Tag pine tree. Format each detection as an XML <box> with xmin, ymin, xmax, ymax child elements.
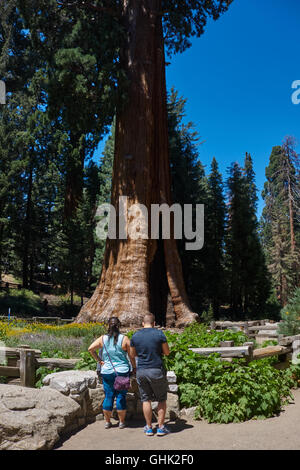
<box><xmin>261</xmin><ymin>141</ymin><xmax>300</xmax><ymax>305</ymax></box>
<box><xmin>204</xmin><ymin>157</ymin><xmax>226</xmax><ymax>317</ymax></box>
<box><xmin>167</xmin><ymin>88</ymin><xmax>208</xmax><ymax>314</ymax></box>
<box><xmin>225</xmin><ymin>157</ymin><xmax>270</xmax><ymax>318</ymax></box>
<box><xmin>92</xmin><ymin>126</ymin><xmax>115</xmax><ymax>283</ymax></box>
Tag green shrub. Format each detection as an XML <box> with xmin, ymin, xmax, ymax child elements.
<box><xmin>163</xmin><ymin>322</ymin><xmax>297</xmax><ymax>423</ymax></box>
<box><xmin>278</xmin><ymin>288</ymin><xmax>300</xmax><ymax>336</ymax></box>
<box><xmin>35</xmin><ymin>366</ymin><xmax>65</xmax><ymax>388</ymax></box>
<box><xmin>201</xmin><ymin>304</ymin><xmax>214</xmax><ymax>324</ymax></box>
<box><xmin>0</xmin><ymin>288</ymin><xmax>43</xmax><ymax>316</ymax></box>
<box><xmin>74</xmin><ymin>351</ymin><xmax>97</xmax><ymax>371</ymax></box>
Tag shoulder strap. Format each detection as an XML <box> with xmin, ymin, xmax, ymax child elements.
<box><xmin>102</xmin><ymin>338</ymin><xmax>118</xmax><ymax>375</ymax></box>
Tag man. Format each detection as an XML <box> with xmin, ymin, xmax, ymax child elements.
<box><xmin>130</xmin><ymin>313</ymin><xmax>170</xmax><ymax>436</ymax></box>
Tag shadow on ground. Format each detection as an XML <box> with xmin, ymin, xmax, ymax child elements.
<box><xmin>54</xmin><ymin>417</ymin><xmax>193</xmax><ymax>449</ymax></box>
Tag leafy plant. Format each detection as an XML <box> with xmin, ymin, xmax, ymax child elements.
<box><xmin>35</xmin><ymin>366</ymin><xmax>63</xmax><ymax>388</ymax></box>
<box><xmin>163</xmin><ymin>322</ymin><xmax>299</xmax><ymax>423</ymax></box>
<box><xmin>201</xmin><ymin>304</ymin><xmax>214</xmax><ymax>324</ymax></box>
<box><xmin>0</xmin><ymin>288</ymin><xmax>43</xmax><ymax>316</ymax></box>
<box><xmin>278</xmin><ymin>288</ymin><xmax>300</xmax><ymax>336</ymax></box>
<box><xmin>74</xmin><ymin>351</ymin><xmax>97</xmax><ymax>371</ymax></box>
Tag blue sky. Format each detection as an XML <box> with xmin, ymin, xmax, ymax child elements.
<box><xmin>95</xmin><ymin>0</ymin><xmax>300</xmax><ymax>217</ymax></box>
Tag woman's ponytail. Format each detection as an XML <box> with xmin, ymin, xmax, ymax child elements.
<box><xmin>107</xmin><ymin>317</ymin><xmax>121</xmax><ymax>345</ymax></box>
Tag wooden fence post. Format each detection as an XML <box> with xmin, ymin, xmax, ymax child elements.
<box><xmin>220</xmin><ymin>341</ymin><xmax>234</xmax><ymax>347</ymax></box>
<box><xmin>19</xmin><ymin>349</ymin><xmax>36</xmax><ymax>387</ymax></box>
<box><xmin>243</xmin><ymin>342</ymin><xmax>254</xmax><ymax>363</ymax></box>
<box><xmin>244</xmin><ymin>322</ymin><xmax>249</xmax><ymax>336</ymax></box>
<box><xmin>292</xmin><ymin>339</ymin><xmax>300</xmax><ymax>365</ymax></box>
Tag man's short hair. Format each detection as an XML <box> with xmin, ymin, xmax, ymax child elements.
<box><xmin>143</xmin><ymin>313</ymin><xmax>155</xmax><ymax>325</ymax></box>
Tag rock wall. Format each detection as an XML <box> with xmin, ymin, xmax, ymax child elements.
<box><xmin>0</xmin><ymin>370</ymin><xmax>181</xmax><ymax>450</ymax></box>
<box><xmin>42</xmin><ymin>369</ymin><xmax>180</xmax><ymax>423</ymax></box>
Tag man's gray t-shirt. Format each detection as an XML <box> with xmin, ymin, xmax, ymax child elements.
<box><xmin>130</xmin><ymin>328</ymin><xmax>167</xmax><ymax>369</ymax></box>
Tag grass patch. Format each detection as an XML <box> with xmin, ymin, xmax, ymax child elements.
<box><xmin>0</xmin><ymin>288</ymin><xmax>43</xmax><ymax>316</ymax></box>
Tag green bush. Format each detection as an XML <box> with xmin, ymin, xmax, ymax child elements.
<box><xmin>278</xmin><ymin>288</ymin><xmax>300</xmax><ymax>336</ymax></box>
<box><xmin>35</xmin><ymin>366</ymin><xmax>65</xmax><ymax>388</ymax></box>
<box><xmin>0</xmin><ymin>288</ymin><xmax>43</xmax><ymax>316</ymax></box>
<box><xmin>74</xmin><ymin>351</ymin><xmax>97</xmax><ymax>370</ymax></box>
<box><xmin>163</xmin><ymin>322</ymin><xmax>298</xmax><ymax>423</ymax></box>
<box><xmin>201</xmin><ymin>304</ymin><xmax>214</xmax><ymax>324</ymax></box>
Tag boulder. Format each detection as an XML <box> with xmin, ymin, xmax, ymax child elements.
<box><xmin>179</xmin><ymin>406</ymin><xmax>197</xmax><ymax>420</ymax></box>
<box><xmin>42</xmin><ymin>370</ymin><xmax>97</xmax><ymax>396</ymax></box>
<box><xmin>166</xmin><ymin>371</ymin><xmax>177</xmax><ymax>383</ymax></box>
<box><xmin>0</xmin><ymin>384</ymin><xmax>80</xmax><ymax>450</ymax></box>
<box><xmin>42</xmin><ymin>370</ymin><xmax>104</xmax><ymax>419</ymax></box>
<box><xmin>139</xmin><ymin>393</ymin><xmax>180</xmax><ymax>421</ymax></box>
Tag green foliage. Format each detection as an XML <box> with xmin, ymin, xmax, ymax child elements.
<box><xmin>35</xmin><ymin>366</ymin><xmax>63</xmax><ymax>388</ymax></box>
<box><xmin>261</xmin><ymin>142</ymin><xmax>300</xmax><ymax>306</ymax></box>
<box><xmin>74</xmin><ymin>351</ymin><xmax>97</xmax><ymax>371</ymax></box>
<box><xmin>163</xmin><ymin>322</ymin><xmax>297</xmax><ymax>423</ymax></box>
<box><xmin>167</xmin><ymin>88</ymin><xmax>209</xmax><ymax>312</ymax></box>
<box><xmin>225</xmin><ymin>158</ymin><xmax>271</xmax><ymax>317</ymax></box>
<box><xmin>0</xmin><ymin>289</ymin><xmax>43</xmax><ymax>316</ymax></box>
<box><xmin>193</xmin><ymin>359</ymin><xmax>293</xmax><ymax>423</ymax></box>
<box><xmin>261</xmin><ymin>340</ymin><xmax>278</xmax><ymax>348</ymax></box>
<box><xmin>201</xmin><ymin>305</ymin><xmax>214</xmax><ymax>323</ymax></box>
<box><xmin>278</xmin><ymin>288</ymin><xmax>300</xmax><ymax>336</ymax></box>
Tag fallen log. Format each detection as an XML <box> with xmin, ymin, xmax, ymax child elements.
<box><xmin>35</xmin><ymin>358</ymin><xmax>79</xmax><ymax>370</ymax></box>
<box><xmin>253</xmin><ymin>345</ymin><xmax>292</xmax><ymax>359</ymax></box>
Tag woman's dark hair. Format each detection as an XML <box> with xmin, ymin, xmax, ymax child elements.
<box><xmin>107</xmin><ymin>317</ymin><xmax>121</xmax><ymax>345</ymax></box>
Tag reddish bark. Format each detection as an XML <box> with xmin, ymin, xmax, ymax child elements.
<box><xmin>75</xmin><ymin>0</ymin><xmax>197</xmax><ymax>327</ymax></box>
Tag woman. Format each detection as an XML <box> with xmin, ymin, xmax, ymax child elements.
<box><xmin>88</xmin><ymin>317</ymin><xmax>136</xmax><ymax>429</ymax></box>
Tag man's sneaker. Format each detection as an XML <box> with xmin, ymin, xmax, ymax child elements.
<box><xmin>144</xmin><ymin>425</ymin><xmax>154</xmax><ymax>436</ymax></box>
<box><xmin>119</xmin><ymin>422</ymin><xmax>126</xmax><ymax>429</ymax></box>
<box><xmin>104</xmin><ymin>422</ymin><xmax>112</xmax><ymax>429</ymax></box>
<box><xmin>156</xmin><ymin>425</ymin><xmax>170</xmax><ymax>436</ymax></box>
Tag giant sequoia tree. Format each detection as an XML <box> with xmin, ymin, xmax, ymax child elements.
<box><xmin>76</xmin><ymin>0</ymin><xmax>233</xmax><ymax>327</ymax></box>
<box><xmin>18</xmin><ymin>0</ymin><xmax>233</xmax><ymax>326</ymax></box>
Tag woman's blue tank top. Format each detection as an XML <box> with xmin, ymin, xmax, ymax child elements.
<box><xmin>101</xmin><ymin>334</ymin><xmax>130</xmax><ymax>374</ymax></box>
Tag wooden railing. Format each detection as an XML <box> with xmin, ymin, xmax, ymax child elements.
<box><xmin>0</xmin><ymin>316</ymin><xmax>75</xmax><ymax>324</ymax></box>
<box><xmin>189</xmin><ymin>334</ymin><xmax>300</xmax><ymax>364</ymax></box>
<box><xmin>0</xmin><ymin>345</ymin><xmax>79</xmax><ymax>387</ymax></box>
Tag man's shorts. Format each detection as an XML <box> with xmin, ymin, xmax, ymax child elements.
<box><xmin>136</xmin><ymin>368</ymin><xmax>168</xmax><ymax>402</ymax></box>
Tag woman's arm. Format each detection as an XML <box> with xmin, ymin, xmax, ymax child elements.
<box><xmin>123</xmin><ymin>336</ymin><xmax>136</xmax><ymax>372</ymax></box>
<box><xmin>88</xmin><ymin>336</ymin><xmax>104</xmax><ymax>364</ymax></box>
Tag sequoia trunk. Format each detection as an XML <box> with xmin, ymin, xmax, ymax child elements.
<box><xmin>75</xmin><ymin>0</ymin><xmax>197</xmax><ymax>327</ymax></box>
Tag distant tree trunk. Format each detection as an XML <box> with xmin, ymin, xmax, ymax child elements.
<box><xmin>22</xmin><ymin>159</ymin><xmax>33</xmax><ymax>289</ymax></box>
<box><xmin>282</xmin><ymin>137</ymin><xmax>297</xmax><ymax>253</ymax></box>
<box><xmin>63</xmin><ymin>134</ymin><xmax>85</xmax><ymax>220</ymax></box>
<box><xmin>287</xmin><ymin>175</ymin><xmax>296</xmax><ymax>253</ymax></box>
<box><xmin>75</xmin><ymin>0</ymin><xmax>197</xmax><ymax>327</ymax></box>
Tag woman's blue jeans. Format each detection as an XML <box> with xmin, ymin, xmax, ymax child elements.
<box><xmin>101</xmin><ymin>372</ymin><xmax>128</xmax><ymax>411</ymax></box>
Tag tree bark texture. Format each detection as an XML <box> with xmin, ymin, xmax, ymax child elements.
<box><xmin>75</xmin><ymin>0</ymin><xmax>197</xmax><ymax>327</ymax></box>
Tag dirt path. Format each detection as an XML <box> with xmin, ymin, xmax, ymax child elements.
<box><xmin>56</xmin><ymin>388</ymin><xmax>300</xmax><ymax>450</ymax></box>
